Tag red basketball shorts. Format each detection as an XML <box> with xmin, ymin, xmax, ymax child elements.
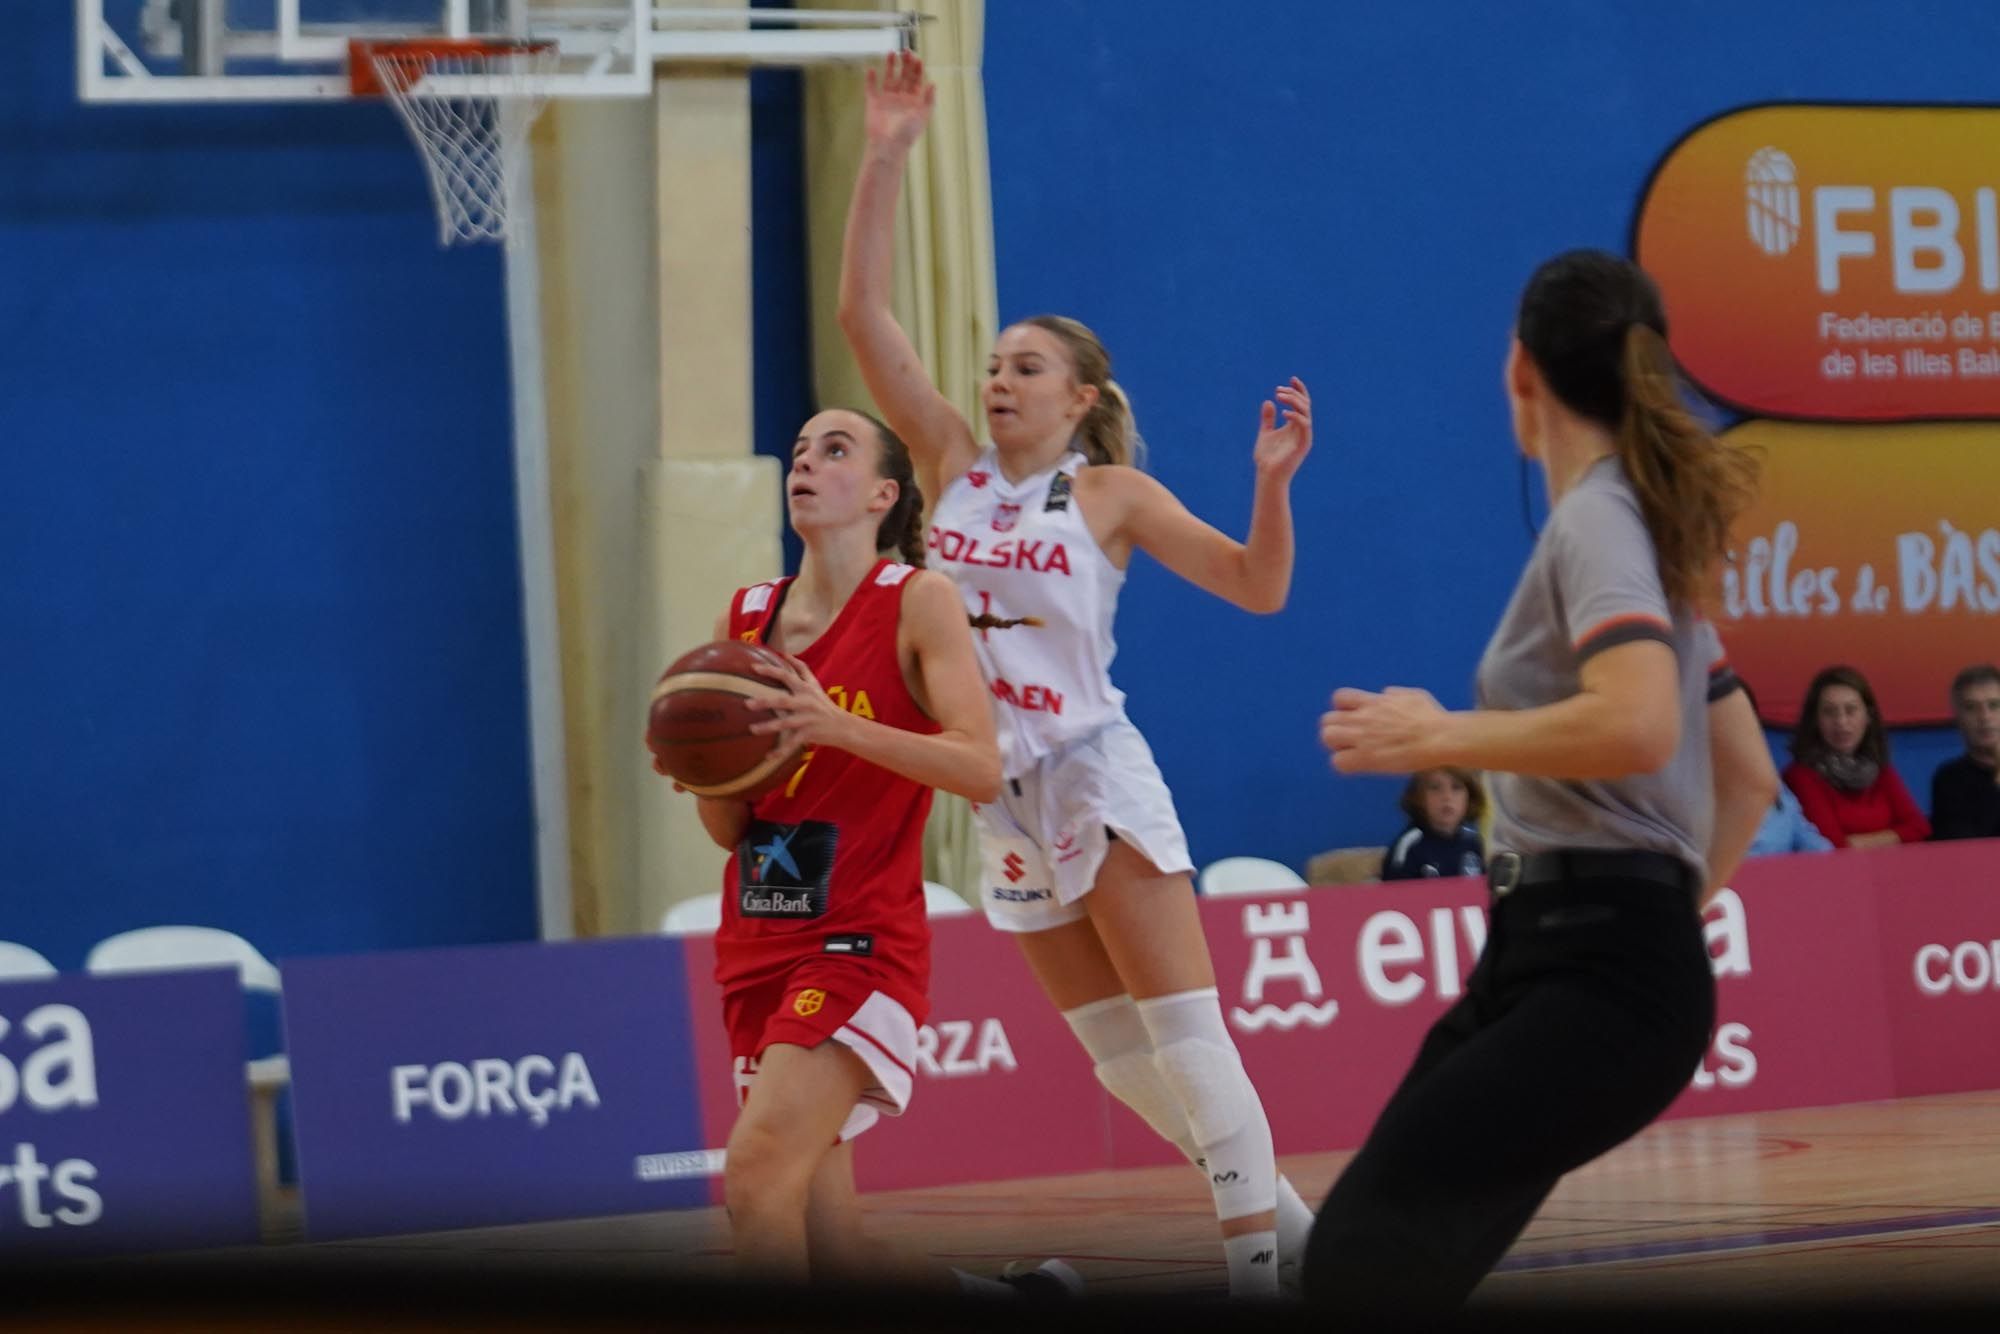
<box><xmin>723</xmin><ymin>960</ymin><xmax>921</xmax><ymax>1143</ymax></box>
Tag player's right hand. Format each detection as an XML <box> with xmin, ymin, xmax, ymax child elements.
<box><xmin>864</xmin><ymin>52</ymin><xmax>936</xmax><ymax>153</ymax></box>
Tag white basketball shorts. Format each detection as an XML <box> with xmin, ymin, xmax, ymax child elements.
<box><xmin>973</xmin><ymin>716</ymin><xmax>1194</xmax><ymax>934</ymax></box>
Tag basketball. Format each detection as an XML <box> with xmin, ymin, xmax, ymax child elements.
<box><xmin>647</xmin><ymin>640</ymin><xmax>801</xmax><ymax>799</ymax></box>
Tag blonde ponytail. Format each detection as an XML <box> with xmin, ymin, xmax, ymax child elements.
<box><xmin>1023</xmin><ymin>315</ymin><xmax>1143</xmax><ymax>469</ymax></box>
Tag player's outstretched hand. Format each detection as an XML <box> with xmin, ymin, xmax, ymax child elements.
<box><xmin>864</xmin><ymin>51</ymin><xmax>936</xmax><ymax>154</ymax></box>
<box><xmin>1253</xmin><ymin>377</ymin><xmax>1312</xmax><ymax>484</ymax></box>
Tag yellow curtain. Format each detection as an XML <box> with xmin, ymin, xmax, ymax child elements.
<box><xmin>804</xmin><ymin>1</ymin><xmax>996</xmax><ymax>903</ymax></box>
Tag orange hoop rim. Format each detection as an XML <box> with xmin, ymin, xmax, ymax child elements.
<box><xmin>348</xmin><ymin>37</ymin><xmax>558</xmax><ymax>98</ymax></box>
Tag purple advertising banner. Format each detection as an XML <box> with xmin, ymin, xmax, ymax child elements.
<box><xmin>0</xmin><ymin>968</ymin><xmax>258</xmax><ymax>1255</ymax></box>
<box><xmin>284</xmin><ymin>936</ymin><xmax>707</xmax><ymax>1240</ymax></box>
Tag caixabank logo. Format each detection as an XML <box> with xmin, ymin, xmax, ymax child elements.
<box><xmin>1635</xmin><ymin>104</ymin><xmax>2000</xmax><ymax>727</ymax></box>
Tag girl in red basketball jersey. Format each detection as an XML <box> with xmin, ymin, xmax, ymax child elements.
<box><xmin>840</xmin><ymin>56</ymin><xmax>1315</xmax><ymax>1297</ymax></box>
<box><xmin>665</xmin><ymin>408</ymin><xmax>1017</xmax><ymax>1287</ymax></box>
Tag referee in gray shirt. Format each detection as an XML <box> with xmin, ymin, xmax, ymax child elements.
<box><xmin>1308</xmin><ymin>250</ymin><xmax>1778</xmax><ymax>1314</ymax></box>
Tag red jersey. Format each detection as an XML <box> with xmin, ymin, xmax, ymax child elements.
<box><xmin>715</xmin><ymin>560</ymin><xmax>939</xmax><ymax>1020</ymax></box>
<box><xmin>1782</xmin><ymin>761</ymin><xmax>1931</xmax><ymax>847</ymax></box>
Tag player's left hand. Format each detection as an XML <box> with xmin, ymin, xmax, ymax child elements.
<box><xmin>1253</xmin><ymin>377</ymin><xmax>1312</xmax><ymax>484</ymax></box>
<box><xmin>745</xmin><ymin>654</ymin><xmax>856</xmax><ymax>748</ymax></box>
<box><xmin>1320</xmin><ymin>685</ymin><xmax>1446</xmax><ymax>774</ymax></box>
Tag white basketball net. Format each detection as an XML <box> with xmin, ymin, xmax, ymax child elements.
<box><xmin>370</xmin><ymin>44</ymin><xmax>561</xmax><ymax>246</ymax></box>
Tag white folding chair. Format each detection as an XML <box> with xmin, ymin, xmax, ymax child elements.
<box><xmin>84</xmin><ymin>926</ymin><xmax>290</xmax><ymax>1236</ymax></box>
<box><xmin>0</xmin><ymin>941</ymin><xmax>57</xmax><ymax>981</ymax></box>
<box><xmin>85</xmin><ymin>925</ymin><xmax>282</xmax><ymax>993</ymax></box>
<box><xmin>1198</xmin><ymin>856</ymin><xmax>1308</xmax><ymax>898</ymax></box>
<box><xmin>661</xmin><ymin>892</ymin><xmax>724</xmax><ymax>936</ymax></box>
<box><xmin>923</xmin><ymin>880</ymin><xmax>974</xmax><ymax>917</ymax></box>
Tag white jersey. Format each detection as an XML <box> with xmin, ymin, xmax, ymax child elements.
<box><xmin>926</xmin><ymin>447</ymin><xmax>1127</xmax><ymax>777</ymax></box>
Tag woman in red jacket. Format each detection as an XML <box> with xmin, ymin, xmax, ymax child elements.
<box><xmin>1782</xmin><ymin>666</ymin><xmax>1930</xmax><ymax>847</ymax></box>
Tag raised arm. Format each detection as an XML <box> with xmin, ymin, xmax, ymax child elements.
<box><xmin>1089</xmin><ymin>379</ymin><xmax>1311</xmax><ymax>614</ymax></box>
<box><xmin>835</xmin><ymin>53</ymin><xmax>980</xmax><ymax>497</ymax></box>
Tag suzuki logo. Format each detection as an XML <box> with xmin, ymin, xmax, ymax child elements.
<box><xmin>1002</xmin><ymin>852</ymin><xmax>1026</xmax><ymax>883</ymax></box>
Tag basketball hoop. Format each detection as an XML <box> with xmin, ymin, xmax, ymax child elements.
<box><xmin>350</xmin><ymin>38</ymin><xmax>560</xmax><ymax>247</ymax></box>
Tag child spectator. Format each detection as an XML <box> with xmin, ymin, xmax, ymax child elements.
<box><xmin>1381</xmin><ymin>768</ymin><xmax>1486</xmax><ymax>880</ymax></box>
<box><xmin>1782</xmin><ymin>665</ymin><xmax>1929</xmax><ymax>849</ymax></box>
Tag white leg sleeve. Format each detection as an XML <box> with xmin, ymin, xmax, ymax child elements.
<box><xmin>1062</xmin><ymin>995</ymin><xmax>1201</xmax><ymax>1163</ymax></box>
<box><xmin>1138</xmin><ymin>988</ymin><xmax>1279</xmax><ymax>1222</ymax></box>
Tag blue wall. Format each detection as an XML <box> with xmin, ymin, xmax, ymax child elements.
<box><xmin>9</xmin><ymin>1</ymin><xmax>1990</xmax><ymax>973</ymax></box>
<box><xmin>981</xmin><ymin>0</ymin><xmax>1990</xmax><ymax>870</ymax></box>
<box><xmin>1</xmin><ymin>6</ymin><xmax>537</xmax><ymax>966</ymax></box>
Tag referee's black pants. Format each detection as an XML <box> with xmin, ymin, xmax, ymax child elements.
<box><xmin>1302</xmin><ymin>871</ymin><xmax>1716</xmax><ymax>1315</ymax></box>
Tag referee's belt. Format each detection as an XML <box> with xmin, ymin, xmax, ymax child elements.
<box><xmin>1486</xmin><ymin>849</ymin><xmax>1697</xmax><ymax>897</ymax></box>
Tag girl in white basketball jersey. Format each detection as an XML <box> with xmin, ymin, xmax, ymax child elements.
<box><xmin>839</xmin><ymin>54</ymin><xmax>1315</xmax><ymax>1298</ymax></box>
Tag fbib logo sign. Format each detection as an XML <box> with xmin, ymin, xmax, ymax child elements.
<box><xmin>1638</xmin><ymin>105</ymin><xmax>2000</xmax><ymax>727</ymax></box>
<box><xmin>1639</xmin><ymin>105</ymin><xmax>2000</xmax><ymax>419</ymax></box>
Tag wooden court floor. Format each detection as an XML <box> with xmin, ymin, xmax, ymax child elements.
<box><xmin>313</xmin><ymin>1089</ymin><xmax>2000</xmax><ymax>1307</ymax></box>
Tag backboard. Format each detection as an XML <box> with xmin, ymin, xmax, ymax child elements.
<box><xmin>77</xmin><ymin>2</ymin><xmax>921</xmax><ymax>102</ymax></box>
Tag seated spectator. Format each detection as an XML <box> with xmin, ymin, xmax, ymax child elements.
<box><xmin>1782</xmin><ymin>665</ymin><xmax>1929</xmax><ymax>848</ymax></box>
<box><xmin>1382</xmin><ymin>768</ymin><xmax>1486</xmax><ymax>880</ymax></box>
<box><xmin>1931</xmin><ymin>663</ymin><xmax>2000</xmax><ymax>841</ymax></box>
<box><xmin>1738</xmin><ymin>681</ymin><xmax>1832</xmax><ymax>857</ymax></box>
<box><xmin>1749</xmin><ymin>777</ymin><xmax>1835</xmax><ymax>857</ymax></box>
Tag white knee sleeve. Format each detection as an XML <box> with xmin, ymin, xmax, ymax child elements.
<box><xmin>1139</xmin><ymin>989</ymin><xmax>1277</xmax><ymax>1221</ymax></box>
<box><xmin>1063</xmin><ymin>995</ymin><xmax>1199</xmax><ymax>1161</ymax></box>
<box><xmin>1093</xmin><ymin>1049</ymin><xmax>1197</xmax><ymax>1150</ymax></box>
